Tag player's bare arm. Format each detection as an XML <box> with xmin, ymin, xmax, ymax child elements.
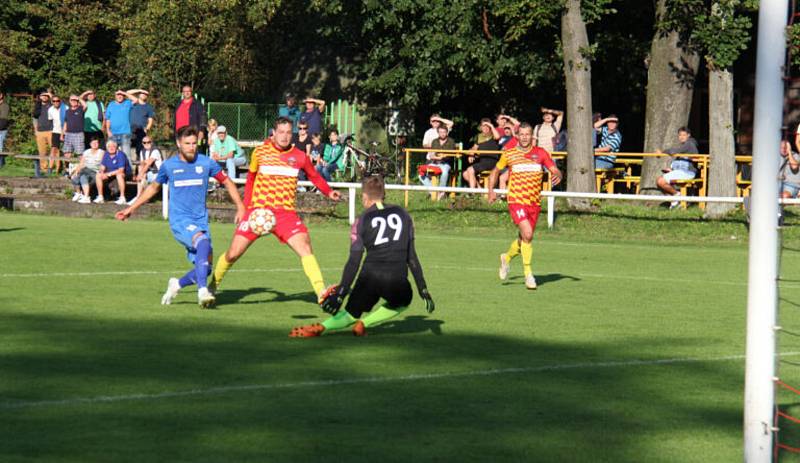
<box><xmin>221</xmin><ymin>177</ymin><xmax>246</xmax><ymax>224</ymax></box>
<box><xmin>116</xmin><ymin>182</ymin><xmax>162</xmax><ymax>221</ymax></box>
<box><xmin>487</xmin><ymin>167</ymin><xmax>501</xmax><ymax>203</ymax></box>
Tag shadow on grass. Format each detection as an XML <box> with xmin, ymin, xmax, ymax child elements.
<box><xmin>556</xmin><ymin>207</ymin><xmax>748</xmax><ymax>225</ymax></box>
<box><xmin>0</xmin><ymin>227</ymin><xmax>25</xmax><ymax>233</ymax></box>
<box><xmin>507</xmin><ymin>273</ymin><xmax>581</xmax><ymax>287</ymax></box>
<box><xmin>216</xmin><ymin>287</ymin><xmax>318</xmax><ymax>305</ymax></box>
<box><xmin>0</xmin><ymin>312</ymin><xmax>744</xmax><ymax>462</ymax></box>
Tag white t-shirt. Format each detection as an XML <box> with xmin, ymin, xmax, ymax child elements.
<box><xmin>141</xmin><ymin>148</ymin><xmax>163</xmax><ymax>171</ymax></box>
<box><xmin>534</xmin><ymin>114</ymin><xmax>564</xmax><ymax>152</ymax></box>
<box><xmin>81</xmin><ymin>148</ymin><xmax>104</xmax><ymax>172</ymax></box>
<box><xmin>48</xmin><ymin>106</ymin><xmax>63</xmax><ymax>134</ymax></box>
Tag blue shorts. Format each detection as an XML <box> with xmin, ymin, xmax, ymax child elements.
<box><xmin>171</xmin><ymin>220</ymin><xmax>212</xmax><ymax>263</ymax></box>
<box><xmin>783</xmin><ymin>182</ymin><xmax>800</xmax><ymax>198</ymax></box>
<box><xmin>663</xmin><ymin>169</ymin><xmax>696</xmax><ymax>183</ymax></box>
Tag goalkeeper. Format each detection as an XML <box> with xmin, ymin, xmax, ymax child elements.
<box><xmin>290</xmin><ymin>175</ymin><xmax>434</xmax><ymax>337</ymax></box>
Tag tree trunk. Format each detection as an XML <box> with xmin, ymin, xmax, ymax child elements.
<box><xmin>705</xmin><ymin>67</ymin><xmax>737</xmax><ymax>218</ymax></box>
<box><xmin>640</xmin><ymin>0</ymin><xmax>700</xmax><ymax>195</ymax></box>
<box><xmin>561</xmin><ymin>0</ymin><xmax>594</xmax><ymax>210</ymax></box>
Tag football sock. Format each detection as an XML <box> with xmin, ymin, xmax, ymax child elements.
<box><xmin>301</xmin><ymin>254</ymin><xmax>325</xmax><ymax>297</ymax></box>
<box><xmin>213</xmin><ymin>254</ymin><xmax>232</xmax><ymax>288</ymax></box>
<box><xmin>178</xmin><ymin>269</ymin><xmax>196</xmax><ymax>288</ymax></box>
<box><xmin>520</xmin><ymin>240</ymin><xmax>533</xmax><ymax>276</ymax></box>
<box><xmin>194</xmin><ymin>235</ymin><xmax>211</xmax><ymax>289</ymax></box>
<box><xmin>506</xmin><ymin>238</ymin><xmax>521</xmax><ymax>261</ymax></box>
<box><xmin>361</xmin><ymin>304</ymin><xmax>409</xmax><ymax>328</ymax></box>
<box><xmin>321</xmin><ymin>311</ymin><xmax>357</xmax><ymax>332</ymax></box>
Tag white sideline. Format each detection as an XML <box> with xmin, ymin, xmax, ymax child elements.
<box><xmin>3</xmin><ymin>352</ymin><xmax>800</xmax><ymax>410</ymax></box>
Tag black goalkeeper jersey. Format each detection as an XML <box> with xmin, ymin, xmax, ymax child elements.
<box><xmin>337</xmin><ymin>202</ymin><xmax>428</xmax><ymax>293</ymax></box>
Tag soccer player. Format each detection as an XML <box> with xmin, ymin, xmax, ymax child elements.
<box><xmin>290</xmin><ymin>175</ymin><xmax>435</xmax><ymax>337</ymax></box>
<box><xmin>210</xmin><ymin>117</ymin><xmax>341</xmax><ymax>299</ymax></box>
<box><xmin>116</xmin><ymin>126</ymin><xmax>246</xmax><ymax>307</ymax></box>
<box><xmin>487</xmin><ymin>122</ymin><xmax>562</xmax><ymax>290</ymax></box>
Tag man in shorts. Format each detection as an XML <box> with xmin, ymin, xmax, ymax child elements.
<box><xmin>210</xmin><ymin>117</ymin><xmax>341</xmax><ymax>300</ymax></box>
<box><xmin>655</xmin><ymin>127</ymin><xmax>699</xmax><ymax>209</ymax></box>
<box><xmin>62</xmin><ymin>94</ymin><xmax>88</xmax><ymax>175</ymax></box>
<box><xmin>116</xmin><ymin>126</ymin><xmax>245</xmax><ymax>308</ymax></box>
<box><xmin>487</xmin><ymin>123</ymin><xmax>562</xmax><ymax>290</ymax></box>
<box><xmin>290</xmin><ymin>175</ymin><xmax>435</xmax><ymax>337</ymax></box>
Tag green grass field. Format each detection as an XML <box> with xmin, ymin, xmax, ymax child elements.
<box><xmin>3</xmin><ymin>208</ymin><xmax>800</xmax><ymax>462</ymax></box>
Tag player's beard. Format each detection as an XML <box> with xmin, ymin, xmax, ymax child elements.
<box><xmin>181</xmin><ymin>149</ymin><xmax>197</xmax><ymax>162</ymax></box>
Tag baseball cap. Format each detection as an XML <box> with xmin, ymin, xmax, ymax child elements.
<box><xmin>217</xmin><ymin>125</ymin><xmax>227</xmax><ymax>133</ymax></box>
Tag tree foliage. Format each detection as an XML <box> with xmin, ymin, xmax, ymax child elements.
<box><xmin>692</xmin><ymin>0</ymin><xmax>755</xmax><ymax>71</ymax></box>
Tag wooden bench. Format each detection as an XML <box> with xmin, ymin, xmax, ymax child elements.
<box><xmin>595</xmin><ymin>168</ymin><xmax>626</xmax><ymax>193</ymax></box>
<box><xmin>672</xmin><ymin>178</ymin><xmax>705</xmax><ymax>209</ymax></box>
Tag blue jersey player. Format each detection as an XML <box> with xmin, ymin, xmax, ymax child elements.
<box><xmin>116</xmin><ymin>126</ymin><xmax>246</xmax><ymax>308</ymax></box>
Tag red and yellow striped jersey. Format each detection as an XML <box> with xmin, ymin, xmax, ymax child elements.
<box><xmin>495</xmin><ymin>145</ymin><xmax>556</xmax><ymax>206</ymax></box>
<box><xmin>248</xmin><ymin>140</ymin><xmax>329</xmax><ymax>211</ymax></box>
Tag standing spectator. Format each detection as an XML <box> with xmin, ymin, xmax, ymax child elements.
<box><xmin>33</xmin><ymin>91</ymin><xmax>53</xmax><ymax>176</ymax></box>
<box><xmin>81</xmin><ymin>90</ymin><xmax>104</xmax><ymax>143</ymax></box>
<box><xmin>131</xmin><ymin>136</ymin><xmax>163</xmax><ymax>205</ymax></box>
<box><xmin>210</xmin><ymin>126</ymin><xmax>246</xmax><ymax>179</ymax></box>
<box><xmin>655</xmin><ymin>127</ymin><xmax>700</xmax><ymax>209</ymax></box>
<box><xmin>47</xmin><ymin>95</ymin><xmax>65</xmax><ymax>174</ymax></box>
<box><xmin>423</xmin><ymin>114</ymin><xmax>455</xmax><ymax>147</ymax></box>
<box><xmin>94</xmin><ymin>140</ymin><xmax>132</xmax><ymax>205</ymax></box>
<box><xmin>780</xmin><ymin>140</ymin><xmax>800</xmax><ymax>199</ymax></box>
<box><xmin>129</xmin><ymin>89</ymin><xmax>155</xmax><ymax>157</ymax></box>
<box><xmin>174</xmin><ymin>84</ymin><xmax>207</xmax><ymax>142</ymax></box>
<box><xmin>594</xmin><ymin>114</ymin><xmax>622</xmax><ymax>168</ymax></box>
<box><xmin>62</xmin><ymin>94</ymin><xmax>88</xmax><ymax>174</ymax></box>
<box><xmin>104</xmin><ymin>89</ymin><xmax>137</xmax><ymax>165</ymax></box>
<box><xmin>498</xmin><ymin>125</ymin><xmax>518</xmax><ymax>149</ymax></box>
<box><xmin>279</xmin><ymin>93</ymin><xmax>302</xmax><ymax>133</ymax></box>
<box><xmin>316</xmin><ymin>129</ymin><xmax>345</xmax><ymax>182</ymax></box>
<box><xmin>420</xmin><ymin>125</ymin><xmax>456</xmax><ymax>200</ymax></box>
<box><xmin>300</xmin><ymin>97</ymin><xmax>326</xmax><ymax>136</ymax></box>
<box><xmin>70</xmin><ymin>137</ymin><xmax>104</xmax><ymax>204</ymax></box>
<box><xmin>533</xmin><ymin>108</ymin><xmax>564</xmax><ymax>152</ymax></box>
<box><xmin>462</xmin><ymin>119</ymin><xmax>500</xmax><ymax>189</ymax></box>
<box><xmin>0</xmin><ymin>91</ymin><xmax>9</xmax><ymax>167</ymax></box>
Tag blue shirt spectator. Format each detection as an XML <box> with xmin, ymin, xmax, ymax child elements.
<box><xmin>300</xmin><ymin>97</ymin><xmax>325</xmax><ymax>136</ymax></box>
<box><xmin>278</xmin><ymin>94</ymin><xmax>302</xmax><ymax>133</ymax></box>
<box><xmin>130</xmin><ymin>101</ymin><xmax>155</xmax><ymax>130</ymax></box>
<box><xmin>101</xmin><ymin>146</ymin><xmax>132</xmax><ymax>176</ymax></box>
<box><xmin>106</xmin><ymin>98</ymin><xmax>133</xmax><ymax>135</ymax></box>
<box><xmin>594</xmin><ymin>115</ymin><xmax>622</xmax><ymax>168</ymax></box>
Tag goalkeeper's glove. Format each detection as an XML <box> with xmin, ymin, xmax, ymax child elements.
<box><xmin>420</xmin><ymin>288</ymin><xmax>435</xmax><ymax>314</ymax></box>
<box><xmin>320</xmin><ymin>285</ymin><xmax>347</xmax><ymax>315</ymax></box>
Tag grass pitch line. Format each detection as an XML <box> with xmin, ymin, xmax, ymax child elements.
<box><xmin>4</xmin><ymin>352</ymin><xmax>800</xmax><ymax>410</ymax></box>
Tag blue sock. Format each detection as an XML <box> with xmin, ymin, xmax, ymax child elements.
<box><xmin>178</xmin><ymin>269</ymin><xmax>195</xmax><ymax>288</ymax></box>
<box><xmin>194</xmin><ymin>235</ymin><xmax>211</xmax><ymax>290</ymax></box>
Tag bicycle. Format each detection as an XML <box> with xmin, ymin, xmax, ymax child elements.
<box><xmin>342</xmin><ymin>135</ymin><xmax>398</xmax><ymax>181</ymax></box>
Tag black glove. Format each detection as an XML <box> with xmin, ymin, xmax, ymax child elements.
<box><xmin>320</xmin><ymin>285</ymin><xmax>347</xmax><ymax>315</ymax></box>
<box><xmin>420</xmin><ymin>288</ymin><xmax>435</xmax><ymax>314</ymax></box>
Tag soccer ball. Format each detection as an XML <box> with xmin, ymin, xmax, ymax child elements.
<box><xmin>247</xmin><ymin>208</ymin><xmax>276</xmax><ymax>236</ymax></box>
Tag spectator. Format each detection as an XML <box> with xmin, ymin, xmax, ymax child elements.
<box><xmin>94</xmin><ymin>140</ymin><xmax>132</xmax><ymax>205</ymax></box>
<box><xmin>655</xmin><ymin>126</ymin><xmax>700</xmax><ymax>209</ymax></box>
<box><xmin>129</xmin><ymin>89</ymin><xmax>155</xmax><ymax>157</ymax></box>
<box><xmin>316</xmin><ymin>129</ymin><xmax>345</xmax><ymax>182</ymax></box>
<box><xmin>206</xmin><ymin>119</ymin><xmax>220</xmax><ymax>149</ymax></box>
<box><xmin>300</xmin><ymin>97</ymin><xmax>326</xmax><ymax>136</ymax></box>
<box><xmin>0</xmin><ymin>90</ymin><xmax>9</xmax><ymax>167</ymax></box>
<box><xmin>419</xmin><ymin>125</ymin><xmax>456</xmax><ymax>200</ymax></box>
<box><xmin>174</xmin><ymin>84</ymin><xmax>207</xmax><ymax>141</ymax></box>
<box><xmin>463</xmin><ymin>119</ymin><xmax>500</xmax><ymax>189</ymax></box>
<box><xmin>104</xmin><ymin>89</ymin><xmax>137</xmax><ymax>165</ymax></box>
<box><xmin>47</xmin><ymin>95</ymin><xmax>65</xmax><ymax>174</ymax></box>
<box><xmin>780</xmin><ymin>140</ymin><xmax>800</xmax><ymax>199</ymax></box>
<box><xmin>592</xmin><ymin>112</ymin><xmax>602</xmax><ymax>148</ymax></box>
<box><xmin>292</xmin><ymin>122</ymin><xmax>312</xmax><ymax>157</ymax></box>
<box><xmin>495</xmin><ymin>114</ymin><xmax>520</xmax><ymax>147</ymax></box>
<box><xmin>533</xmin><ymin>108</ymin><xmax>564</xmax><ymax>152</ymax></box>
<box><xmin>81</xmin><ymin>90</ymin><xmax>104</xmax><ymax>143</ymax></box>
<box><xmin>210</xmin><ymin>126</ymin><xmax>245</xmax><ymax>179</ymax></box>
<box><xmin>278</xmin><ymin>93</ymin><xmax>302</xmax><ymax>133</ymax></box>
<box><xmin>498</xmin><ymin>125</ymin><xmax>518</xmax><ymax>149</ymax></box>
<box><xmin>594</xmin><ymin>114</ymin><xmax>622</xmax><ymax>169</ymax></box>
<box><xmin>422</xmin><ymin>114</ymin><xmax>455</xmax><ymax>150</ymax></box>
<box><xmin>33</xmin><ymin>90</ymin><xmax>53</xmax><ymax>176</ymax></box>
<box><xmin>309</xmin><ymin>132</ymin><xmax>323</xmax><ymax>164</ymax></box>
<box><xmin>62</xmin><ymin>94</ymin><xmax>88</xmax><ymax>175</ymax></box>
<box><xmin>70</xmin><ymin>137</ymin><xmax>104</xmax><ymax>204</ymax></box>
<box><xmin>131</xmin><ymin>136</ymin><xmax>163</xmax><ymax>205</ymax></box>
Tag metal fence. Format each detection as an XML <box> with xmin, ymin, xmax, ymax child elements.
<box><xmin>206</xmin><ymin>102</ymin><xmax>279</xmax><ymax>141</ymax></box>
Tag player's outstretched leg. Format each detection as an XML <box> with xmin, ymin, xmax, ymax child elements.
<box><xmin>520</xmin><ymin>240</ymin><xmax>536</xmax><ymax>290</ymax></box>
<box><xmin>289</xmin><ymin>310</ymin><xmax>357</xmax><ymax>338</ymax></box>
<box><xmin>359</xmin><ymin>304</ymin><xmax>409</xmax><ymax>331</ymax></box>
<box><xmin>211</xmin><ymin>235</ymin><xmax>253</xmax><ymax>294</ymax></box>
<box><xmin>499</xmin><ymin>238</ymin><xmax>521</xmax><ymax>281</ymax></box>
<box><xmin>287</xmin><ymin>233</ymin><xmax>326</xmax><ymax>299</ymax></box>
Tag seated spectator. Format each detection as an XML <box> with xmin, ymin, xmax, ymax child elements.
<box><xmin>316</xmin><ymin>129</ymin><xmax>345</xmax><ymax>182</ymax></box>
<box><xmin>130</xmin><ymin>136</ymin><xmax>163</xmax><ymax>205</ymax></box>
<box><xmin>210</xmin><ymin>126</ymin><xmax>245</xmax><ymax>179</ymax></box>
<box><xmin>423</xmin><ymin>114</ymin><xmax>455</xmax><ymax>150</ymax></box>
<box><xmin>780</xmin><ymin>140</ymin><xmax>800</xmax><ymax>199</ymax></box>
<box><xmin>495</xmin><ymin>114</ymin><xmax>520</xmax><ymax>148</ymax></box>
<box><xmin>206</xmin><ymin>119</ymin><xmax>219</xmax><ymax>152</ymax></box>
<box><xmin>70</xmin><ymin>138</ymin><xmax>104</xmax><ymax>204</ymax></box>
<box><xmin>62</xmin><ymin>94</ymin><xmax>88</xmax><ymax>175</ymax></box>
<box><xmin>300</xmin><ymin>97</ymin><xmax>326</xmax><ymax>136</ymax></box>
<box><xmin>655</xmin><ymin>127</ymin><xmax>699</xmax><ymax>209</ymax></box>
<box><xmin>309</xmin><ymin>132</ymin><xmax>323</xmax><ymax>164</ymax></box>
<box><xmin>463</xmin><ymin>119</ymin><xmax>500</xmax><ymax>189</ymax></box>
<box><xmin>94</xmin><ymin>140</ymin><xmax>132</xmax><ymax>205</ymax></box>
<box><xmin>534</xmin><ymin>108</ymin><xmax>564</xmax><ymax>152</ymax></box>
<box><xmin>419</xmin><ymin>125</ymin><xmax>456</xmax><ymax>200</ymax></box>
<box><xmin>594</xmin><ymin>114</ymin><xmax>622</xmax><ymax>168</ymax></box>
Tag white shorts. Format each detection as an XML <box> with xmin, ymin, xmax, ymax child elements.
<box><xmin>663</xmin><ymin>169</ymin><xmax>696</xmax><ymax>183</ymax></box>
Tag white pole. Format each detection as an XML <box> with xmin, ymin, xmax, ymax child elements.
<box><xmin>162</xmin><ymin>185</ymin><xmax>169</xmax><ymax>219</ymax></box>
<box><xmin>547</xmin><ymin>196</ymin><xmax>555</xmax><ymax>229</ymax></box>
<box><xmin>744</xmin><ymin>1</ymin><xmax>787</xmax><ymax>460</ymax></box>
<box><xmin>349</xmin><ymin>186</ymin><xmax>356</xmax><ymax>224</ymax></box>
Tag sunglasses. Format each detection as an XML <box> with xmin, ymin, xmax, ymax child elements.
<box><xmin>142</xmin><ymin>141</ymin><xmax>152</xmax><ymax>144</ymax></box>
<box><xmin>299</xmin><ymin>127</ymin><xmax>308</xmax><ymax>130</ymax></box>
<box><xmin>52</xmin><ymin>99</ymin><xmax>61</xmax><ymax>102</ymax></box>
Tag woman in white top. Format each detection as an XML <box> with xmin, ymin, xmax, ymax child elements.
<box><xmin>130</xmin><ymin>136</ymin><xmax>163</xmax><ymax>204</ymax></box>
<box><xmin>70</xmin><ymin>137</ymin><xmax>105</xmax><ymax>203</ymax></box>
<box><xmin>206</xmin><ymin>118</ymin><xmax>219</xmax><ymax>153</ymax></box>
